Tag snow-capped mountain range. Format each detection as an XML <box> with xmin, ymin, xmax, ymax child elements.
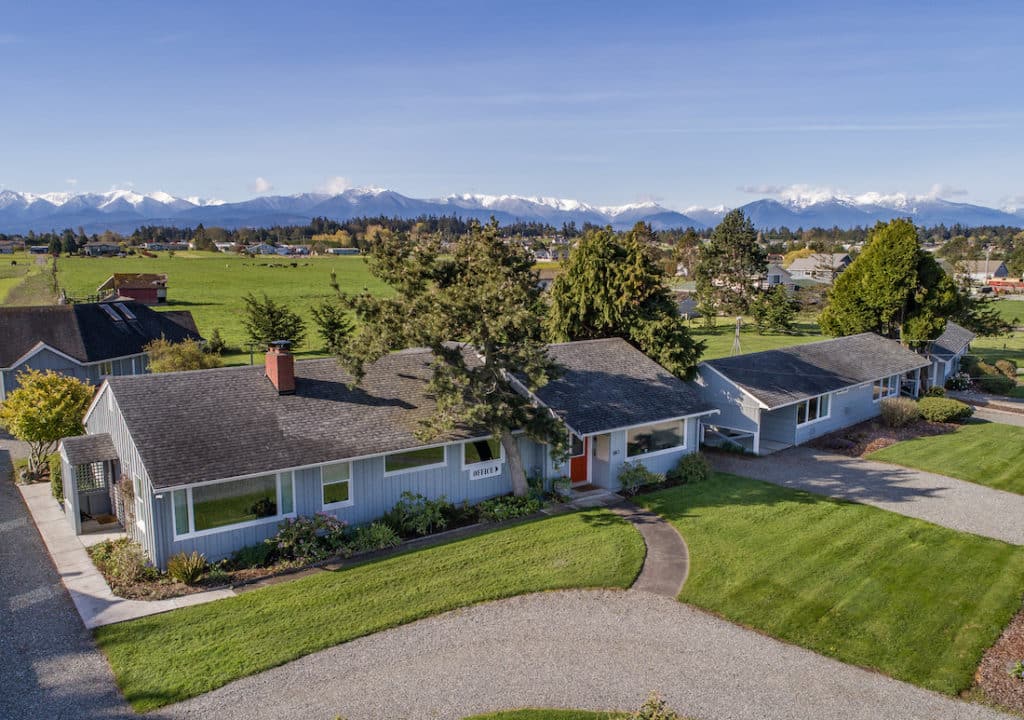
<box><xmin>0</xmin><ymin>187</ymin><xmax>1021</xmax><ymax>234</ymax></box>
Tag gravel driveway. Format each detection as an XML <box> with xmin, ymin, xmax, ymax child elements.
<box><xmin>710</xmin><ymin>446</ymin><xmax>1024</xmax><ymax>545</ymax></box>
<box><xmin>0</xmin><ymin>447</ymin><xmax>132</xmax><ymax>720</ymax></box>
<box><xmin>157</xmin><ymin>589</ymin><xmax>1011</xmax><ymax>720</ymax></box>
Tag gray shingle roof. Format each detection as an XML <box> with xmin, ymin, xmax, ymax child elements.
<box><xmin>61</xmin><ymin>433</ymin><xmax>118</xmax><ymax>466</ymax></box>
<box><xmin>534</xmin><ymin>338</ymin><xmax>715</xmax><ymax>436</ymax></box>
<box><xmin>0</xmin><ymin>301</ymin><xmax>201</xmax><ymax>367</ymax></box>
<box><xmin>703</xmin><ymin>333</ymin><xmax>930</xmax><ymax>409</ymax></box>
<box><xmin>929</xmin><ymin>321</ymin><xmax>975</xmax><ymax>360</ymax></box>
<box><xmin>106</xmin><ymin>349</ymin><xmax>486</xmax><ymax>489</ymax></box>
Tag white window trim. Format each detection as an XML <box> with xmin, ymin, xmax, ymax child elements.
<box><xmin>133</xmin><ymin>475</ymin><xmax>146</xmax><ymax>532</ymax></box>
<box><xmin>626</xmin><ymin>419</ymin><xmax>688</xmax><ymax>460</ymax></box>
<box><xmin>796</xmin><ymin>393</ymin><xmax>832</xmax><ymax>427</ymax></box>
<box><xmin>382</xmin><ymin>445</ymin><xmax>448</xmax><ymax>477</ymax></box>
<box><xmin>872</xmin><ymin>375</ymin><xmax>900</xmax><ymax>403</ymax></box>
<box><xmin>171</xmin><ymin>471</ymin><xmax>297</xmax><ymax>541</ymax></box>
<box><xmin>461</xmin><ymin>437</ymin><xmax>506</xmax><ymax>472</ymax></box>
<box><xmin>321</xmin><ymin>462</ymin><xmax>354</xmax><ymax>510</ymax></box>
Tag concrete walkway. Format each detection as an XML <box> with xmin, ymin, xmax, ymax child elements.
<box><xmin>710</xmin><ymin>446</ymin><xmax>1024</xmax><ymax>545</ymax></box>
<box><xmin>611</xmin><ymin>500</ymin><xmax>689</xmax><ymax>596</ymax></box>
<box><xmin>18</xmin><ymin>482</ymin><xmax>234</xmax><ymax>629</ymax></box>
<box><xmin>156</xmin><ymin>590</ymin><xmax>1013</xmax><ymax>720</ymax></box>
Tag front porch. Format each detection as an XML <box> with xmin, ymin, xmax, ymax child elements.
<box><xmin>59</xmin><ymin>433</ymin><xmax>125</xmax><ymax>538</ymax></box>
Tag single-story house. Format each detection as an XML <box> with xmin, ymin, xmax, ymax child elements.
<box><xmin>59</xmin><ymin>338</ymin><xmax>715</xmax><ymax>568</ymax></box>
<box><xmin>958</xmin><ymin>259</ymin><xmax>1009</xmax><ymax>284</ymax></box>
<box><xmin>245</xmin><ymin>243</ymin><xmax>278</xmax><ymax>255</ymax></box>
<box><xmin>97</xmin><ymin>273</ymin><xmax>168</xmax><ymax>305</ymax></box>
<box><xmin>762</xmin><ymin>263</ymin><xmax>794</xmax><ymax>290</ymax></box>
<box><xmin>0</xmin><ymin>301</ymin><xmax>201</xmax><ymax>401</ymax></box>
<box><xmin>328</xmin><ymin>247</ymin><xmax>360</xmax><ymax>255</ymax></box>
<box><xmin>926</xmin><ymin>321</ymin><xmax>975</xmax><ymax>387</ymax></box>
<box><xmin>787</xmin><ymin>253</ymin><xmax>852</xmax><ymax>284</ymax></box>
<box><xmin>695</xmin><ymin>333</ymin><xmax>930</xmax><ymax>454</ymax></box>
<box><xmin>82</xmin><ymin>241</ymin><xmax>122</xmax><ymax>257</ymax></box>
<box><xmin>140</xmin><ymin>242</ymin><xmax>188</xmax><ymax>252</ymax></box>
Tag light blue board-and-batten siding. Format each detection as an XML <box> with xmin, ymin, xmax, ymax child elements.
<box><xmin>83</xmin><ymin>384</ymin><xmax>158</xmax><ymax>562</ymax></box>
<box><xmin>793</xmin><ymin>382</ymin><xmax>885</xmax><ymax>445</ymax></box>
<box><xmin>2</xmin><ymin>348</ymin><xmax>146</xmax><ymax>399</ymax></box>
<box><xmin>150</xmin><ymin>434</ymin><xmax>547</xmax><ymax>568</ymax></box>
<box><xmin>693</xmin><ymin>368</ymin><xmax>760</xmax><ymax>434</ymax></box>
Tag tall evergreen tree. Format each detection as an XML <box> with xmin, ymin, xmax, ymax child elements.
<box><xmin>694</xmin><ymin>210</ymin><xmax>767</xmax><ymax>315</ymax></box>
<box><xmin>546</xmin><ymin>224</ymin><xmax>705</xmax><ymax>378</ymax></box>
<box><xmin>819</xmin><ymin>218</ymin><xmax>960</xmax><ymax>344</ymax></box>
<box><xmin>338</xmin><ymin>219</ymin><xmax>565</xmax><ymax>497</ymax></box>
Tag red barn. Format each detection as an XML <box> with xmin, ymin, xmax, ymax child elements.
<box><xmin>97</xmin><ymin>273</ymin><xmax>168</xmax><ymax>305</ymax></box>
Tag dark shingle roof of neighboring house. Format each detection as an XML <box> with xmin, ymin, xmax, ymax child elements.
<box><xmin>928</xmin><ymin>321</ymin><xmax>975</xmax><ymax>360</ymax></box>
<box><xmin>105</xmin><ymin>348</ymin><xmax>488</xmax><ymax>489</ymax></box>
<box><xmin>0</xmin><ymin>301</ymin><xmax>202</xmax><ymax>368</ymax></box>
<box><xmin>61</xmin><ymin>433</ymin><xmax>119</xmax><ymax>466</ymax></box>
<box><xmin>703</xmin><ymin>333</ymin><xmax>930</xmax><ymax>409</ymax></box>
<box><xmin>97</xmin><ymin>273</ymin><xmax>168</xmax><ymax>292</ymax></box>
<box><xmin>533</xmin><ymin>338</ymin><xmax>715</xmax><ymax>436</ymax></box>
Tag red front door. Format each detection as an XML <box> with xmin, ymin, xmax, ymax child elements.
<box><xmin>569</xmin><ymin>436</ymin><xmax>589</xmax><ymax>485</ymax></box>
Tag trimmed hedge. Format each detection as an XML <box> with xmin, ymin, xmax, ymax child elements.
<box><xmin>918</xmin><ymin>397</ymin><xmax>974</xmax><ymax>423</ymax></box>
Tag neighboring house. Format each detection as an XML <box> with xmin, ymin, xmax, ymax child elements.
<box><xmin>787</xmin><ymin>253</ymin><xmax>852</xmax><ymax>284</ymax></box>
<box><xmin>536</xmin><ymin>267</ymin><xmax>561</xmax><ymax>291</ymax></box>
<box><xmin>761</xmin><ymin>263</ymin><xmax>794</xmax><ymax>290</ymax></box>
<box><xmin>82</xmin><ymin>241</ymin><xmax>122</xmax><ymax>256</ymax></box>
<box><xmin>695</xmin><ymin>333</ymin><xmax>930</xmax><ymax>455</ymax></box>
<box><xmin>214</xmin><ymin>242</ymin><xmax>237</xmax><ymax>253</ymax></box>
<box><xmin>29</xmin><ymin>245</ymin><xmax>50</xmax><ymax>254</ymax></box>
<box><xmin>245</xmin><ymin>243</ymin><xmax>278</xmax><ymax>255</ymax></box>
<box><xmin>96</xmin><ymin>273</ymin><xmax>168</xmax><ymax>305</ymax></box>
<box><xmin>140</xmin><ymin>242</ymin><xmax>188</xmax><ymax>252</ymax></box>
<box><xmin>59</xmin><ymin>338</ymin><xmax>715</xmax><ymax>567</ymax></box>
<box><xmin>675</xmin><ymin>294</ymin><xmax>702</xmax><ymax>319</ymax></box>
<box><xmin>0</xmin><ymin>301</ymin><xmax>202</xmax><ymax>401</ymax></box>
<box><xmin>328</xmin><ymin>247</ymin><xmax>360</xmax><ymax>255</ymax></box>
<box><xmin>958</xmin><ymin>259</ymin><xmax>1010</xmax><ymax>284</ymax></box>
<box><xmin>925</xmin><ymin>321</ymin><xmax>975</xmax><ymax>387</ymax></box>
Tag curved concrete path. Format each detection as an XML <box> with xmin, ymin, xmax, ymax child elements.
<box><xmin>610</xmin><ymin>500</ymin><xmax>689</xmax><ymax>596</ymax></box>
<box><xmin>156</xmin><ymin>590</ymin><xmax>1013</xmax><ymax>720</ymax></box>
<box><xmin>710</xmin><ymin>446</ymin><xmax>1024</xmax><ymax>545</ymax></box>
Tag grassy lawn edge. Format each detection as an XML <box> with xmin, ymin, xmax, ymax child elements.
<box><xmin>637</xmin><ymin>473</ymin><xmax>1024</xmax><ymax>695</ymax></box>
<box><xmin>94</xmin><ymin>509</ymin><xmax>644</xmax><ymax>712</ymax></box>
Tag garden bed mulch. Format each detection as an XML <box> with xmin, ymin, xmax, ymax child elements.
<box><xmin>975</xmin><ymin>605</ymin><xmax>1024</xmax><ymax>713</ymax></box>
<box><xmin>807</xmin><ymin>418</ymin><xmax>959</xmax><ymax>458</ymax></box>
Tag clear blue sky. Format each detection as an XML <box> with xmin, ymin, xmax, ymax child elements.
<box><xmin>2</xmin><ymin>0</ymin><xmax>1022</xmax><ymax>209</ymax></box>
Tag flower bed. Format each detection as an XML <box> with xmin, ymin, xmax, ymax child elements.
<box><xmin>808</xmin><ymin>418</ymin><xmax>958</xmax><ymax>458</ymax></box>
<box><xmin>975</xmin><ymin>606</ymin><xmax>1024</xmax><ymax>713</ymax></box>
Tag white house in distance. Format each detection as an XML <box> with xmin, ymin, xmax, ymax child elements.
<box><xmin>787</xmin><ymin>253</ymin><xmax>852</xmax><ymax>284</ymax></box>
<box><xmin>959</xmin><ymin>259</ymin><xmax>1009</xmax><ymax>284</ymax></box>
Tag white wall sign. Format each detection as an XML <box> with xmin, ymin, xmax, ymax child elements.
<box><xmin>468</xmin><ymin>461</ymin><xmax>502</xmax><ymax>480</ymax></box>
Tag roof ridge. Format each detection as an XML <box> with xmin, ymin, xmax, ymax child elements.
<box><xmin>704</xmin><ymin>332</ymin><xmax>884</xmax><ymax>364</ymax></box>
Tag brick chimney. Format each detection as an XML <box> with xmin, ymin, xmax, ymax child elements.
<box><xmin>265</xmin><ymin>340</ymin><xmax>295</xmax><ymax>395</ymax></box>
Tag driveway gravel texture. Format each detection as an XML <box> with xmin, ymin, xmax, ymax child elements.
<box><xmin>156</xmin><ymin>590</ymin><xmax>1013</xmax><ymax>720</ymax></box>
<box><xmin>710</xmin><ymin>446</ymin><xmax>1024</xmax><ymax>545</ymax></box>
<box><xmin>0</xmin><ymin>442</ymin><xmax>134</xmax><ymax>720</ymax></box>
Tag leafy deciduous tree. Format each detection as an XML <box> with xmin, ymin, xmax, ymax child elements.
<box><xmin>144</xmin><ymin>338</ymin><xmax>223</xmax><ymax>373</ymax></box>
<box><xmin>339</xmin><ymin>219</ymin><xmax>566</xmax><ymax>497</ymax></box>
<box><xmin>0</xmin><ymin>370</ymin><xmax>94</xmax><ymax>477</ymax></box>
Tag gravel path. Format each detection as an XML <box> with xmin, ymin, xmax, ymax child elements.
<box><xmin>0</xmin><ymin>447</ymin><xmax>133</xmax><ymax>720</ymax></box>
<box><xmin>710</xmin><ymin>446</ymin><xmax>1024</xmax><ymax>545</ymax></box>
<box><xmin>157</xmin><ymin>590</ymin><xmax>1012</xmax><ymax>720</ymax></box>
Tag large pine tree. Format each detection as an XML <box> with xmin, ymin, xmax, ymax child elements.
<box><xmin>694</xmin><ymin>210</ymin><xmax>768</xmax><ymax>315</ymax></box>
<box><xmin>546</xmin><ymin>223</ymin><xmax>705</xmax><ymax>378</ymax></box>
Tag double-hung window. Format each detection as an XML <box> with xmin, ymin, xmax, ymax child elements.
<box><xmin>796</xmin><ymin>394</ymin><xmax>830</xmax><ymax>426</ymax></box>
<box><xmin>873</xmin><ymin>375</ymin><xmax>899</xmax><ymax>401</ymax></box>
<box><xmin>170</xmin><ymin>471</ymin><xmax>295</xmax><ymax>539</ymax></box>
<box><xmin>321</xmin><ymin>462</ymin><xmax>353</xmax><ymax>508</ymax></box>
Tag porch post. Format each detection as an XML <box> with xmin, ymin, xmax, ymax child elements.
<box><xmin>753</xmin><ymin>408</ymin><xmax>761</xmax><ymax>455</ymax></box>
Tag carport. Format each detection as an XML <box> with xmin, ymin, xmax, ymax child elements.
<box><xmin>59</xmin><ymin>433</ymin><xmax>121</xmax><ymax>536</ymax></box>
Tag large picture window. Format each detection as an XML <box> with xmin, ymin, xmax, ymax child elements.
<box><xmin>171</xmin><ymin>471</ymin><xmax>295</xmax><ymax>538</ymax></box>
<box><xmin>796</xmin><ymin>394</ymin><xmax>831</xmax><ymax>426</ymax></box>
<box><xmin>627</xmin><ymin>420</ymin><xmax>686</xmax><ymax>458</ymax></box>
<box><xmin>384</xmin><ymin>446</ymin><xmax>446</xmax><ymax>475</ymax></box>
<box><xmin>873</xmin><ymin>375</ymin><xmax>899</xmax><ymax>401</ymax></box>
<box><xmin>322</xmin><ymin>462</ymin><xmax>352</xmax><ymax>508</ymax></box>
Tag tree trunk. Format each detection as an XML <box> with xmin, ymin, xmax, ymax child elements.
<box><xmin>500</xmin><ymin>430</ymin><xmax>528</xmax><ymax>497</ymax></box>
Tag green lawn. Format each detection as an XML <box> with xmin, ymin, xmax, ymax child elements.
<box><xmin>0</xmin><ymin>260</ymin><xmax>33</xmax><ymax>303</ymax></box>
<box><xmin>94</xmin><ymin>509</ymin><xmax>644</xmax><ymax>712</ymax></box>
<box><xmin>55</xmin><ymin>252</ymin><xmax>393</xmax><ymax>364</ymax></box>
<box><xmin>639</xmin><ymin>474</ymin><xmax>1024</xmax><ymax>695</ymax></box>
<box><xmin>692</xmin><ymin>319</ymin><xmax>824</xmax><ymax>361</ymax></box>
<box><xmin>990</xmin><ymin>299</ymin><xmax>1024</xmax><ymax>326</ymax></box>
<box><xmin>867</xmin><ymin>421</ymin><xmax>1024</xmax><ymax>494</ymax></box>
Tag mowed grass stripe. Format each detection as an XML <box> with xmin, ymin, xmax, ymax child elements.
<box><xmin>868</xmin><ymin>421</ymin><xmax>1024</xmax><ymax>495</ymax></box>
<box><xmin>94</xmin><ymin>510</ymin><xmax>645</xmax><ymax>712</ymax></box>
<box><xmin>639</xmin><ymin>474</ymin><xmax>1024</xmax><ymax>694</ymax></box>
